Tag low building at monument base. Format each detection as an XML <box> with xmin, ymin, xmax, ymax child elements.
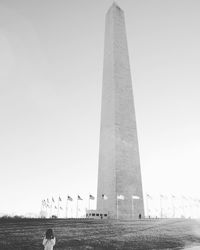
<box><xmin>86</xmin><ymin>210</ymin><xmax>108</xmax><ymax>219</ymax></box>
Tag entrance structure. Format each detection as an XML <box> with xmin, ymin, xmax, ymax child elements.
<box><xmin>97</xmin><ymin>3</ymin><xmax>145</xmax><ymax>219</ymax></box>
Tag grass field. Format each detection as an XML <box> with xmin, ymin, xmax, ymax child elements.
<box><xmin>0</xmin><ymin>218</ymin><xmax>200</xmax><ymax>250</ymax></box>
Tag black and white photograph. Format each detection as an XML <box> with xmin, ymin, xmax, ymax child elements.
<box><xmin>0</xmin><ymin>0</ymin><xmax>200</xmax><ymax>249</ymax></box>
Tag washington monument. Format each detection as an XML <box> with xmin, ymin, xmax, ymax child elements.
<box><xmin>97</xmin><ymin>3</ymin><xmax>145</xmax><ymax>219</ymax></box>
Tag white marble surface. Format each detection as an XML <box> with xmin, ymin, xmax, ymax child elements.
<box><xmin>97</xmin><ymin>3</ymin><xmax>144</xmax><ymax>219</ymax></box>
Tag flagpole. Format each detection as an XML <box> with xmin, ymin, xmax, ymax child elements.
<box><xmin>160</xmin><ymin>195</ymin><xmax>163</xmax><ymax>218</ymax></box>
<box><xmin>182</xmin><ymin>197</ymin><xmax>186</xmax><ymax>217</ymax></box>
<box><xmin>76</xmin><ymin>198</ymin><xmax>78</xmax><ymax>218</ymax></box>
<box><xmin>45</xmin><ymin>201</ymin><xmax>47</xmax><ymax>218</ymax></box>
<box><xmin>51</xmin><ymin>198</ymin><xmax>54</xmax><ymax>217</ymax></box>
<box><xmin>88</xmin><ymin>195</ymin><xmax>90</xmax><ymax>211</ymax></box>
<box><xmin>57</xmin><ymin>198</ymin><xmax>60</xmax><ymax>218</ymax></box>
<box><xmin>171</xmin><ymin>196</ymin><xmax>174</xmax><ymax>218</ymax></box>
<box><xmin>116</xmin><ymin>194</ymin><xmax>119</xmax><ymax>220</ymax></box>
<box><xmin>146</xmin><ymin>195</ymin><xmax>149</xmax><ymax>218</ymax></box>
<box><xmin>49</xmin><ymin>201</ymin><xmax>52</xmax><ymax>218</ymax></box>
<box><xmin>131</xmin><ymin>197</ymin><xmax>133</xmax><ymax>219</ymax></box>
<box><xmin>66</xmin><ymin>199</ymin><xmax>68</xmax><ymax>218</ymax></box>
<box><xmin>171</xmin><ymin>195</ymin><xmax>175</xmax><ymax>218</ymax></box>
<box><xmin>40</xmin><ymin>201</ymin><xmax>43</xmax><ymax>217</ymax></box>
<box><xmin>102</xmin><ymin>195</ymin><xmax>104</xmax><ymax>212</ymax></box>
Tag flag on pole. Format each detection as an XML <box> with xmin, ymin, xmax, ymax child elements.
<box><xmin>132</xmin><ymin>195</ymin><xmax>140</xmax><ymax>200</ymax></box>
<box><xmin>59</xmin><ymin>196</ymin><xmax>62</xmax><ymax>202</ymax></box>
<box><xmin>78</xmin><ymin>195</ymin><xmax>83</xmax><ymax>200</ymax></box>
<box><xmin>102</xmin><ymin>194</ymin><xmax>108</xmax><ymax>200</ymax></box>
<box><xmin>89</xmin><ymin>195</ymin><xmax>95</xmax><ymax>200</ymax></box>
<box><xmin>42</xmin><ymin>200</ymin><xmax>46</xmax><ymax>207</ymax></box>
<box><xmin>146</xmin><ymin>194</ymin><xmax>152</xmax><ymax>199</ymax></box>
<box><xmin>67</xmin><ymin>196</ymin><xmax>73</xmax><ymax>201</ymax></box>
<box><xmin>52</xmin><ymin>197</ymin><xmax>55</xmax><ymax>202</ymax></box>
<box><xmin>117</xmin><ymin>195</ymin><xmax>125</xmax><ymax>200</ymax></box>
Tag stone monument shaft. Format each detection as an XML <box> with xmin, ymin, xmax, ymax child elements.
<box><xmin>97</xmin><ymin>3</ymin><xmax>144</xmax><ymax>219</ymax></box>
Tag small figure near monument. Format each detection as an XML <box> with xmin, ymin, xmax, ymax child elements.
<box><xmin>139</xmin><ymin>214</ymin><xmax>142</xmax><ymax>219</ymax></box>
<box><xmin>42</xmin><ymin>228</ymin><xmax>56</xmax><ymax>250</ymax></box>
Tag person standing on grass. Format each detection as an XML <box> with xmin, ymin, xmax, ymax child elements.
<box><xmin>42</xmin><ymin>228</ymin><xmax>56</xmax><ymax>250</ymax></box>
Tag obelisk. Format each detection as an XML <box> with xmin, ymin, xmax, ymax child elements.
<box><xmin>97</xmin><ymin>3</ymin><xmax>145</xmax><ymax>219</ymax></box>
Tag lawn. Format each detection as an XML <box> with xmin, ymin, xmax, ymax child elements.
<box><xmin>0</xmin><ymin>218</ymin><xmax>200</xmax><ymax>249</ymax></box>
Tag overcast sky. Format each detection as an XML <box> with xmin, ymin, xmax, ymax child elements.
<box><xmin>0</xmin><ymin>0</ymin><xmax>200</xmax><ymax>215</ymax></box>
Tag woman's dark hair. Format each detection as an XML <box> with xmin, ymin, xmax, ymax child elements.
<box><xmin>45</xmin><ymin>229</ymin><xmax>54</xmax><ymax>240</ymax></box>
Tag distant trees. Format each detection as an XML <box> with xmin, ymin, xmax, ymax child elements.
<box><xmin>0</xmin><ymin>215</ymin><xmax>24</xmax><ymax>220</ymax></box>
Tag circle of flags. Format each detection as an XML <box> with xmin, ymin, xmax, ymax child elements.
<box><xmin>40</xmin><ymin>193</ymin><xmax>200</xmax><ymax>219</ymax></box>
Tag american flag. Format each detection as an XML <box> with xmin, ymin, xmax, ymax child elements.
<box><xmin>146</xmin><ymin>194</ymin><xmax>152</xmax><ymax>199</ymax></box>
<box><xmin>67</xmin><ymin>196</ymin><xmax>73</xmax><ymax>201</ymax></box>
<box><xmin>117</xmin><ymin>195</ymin><xmax>125</xmax><ymax>200</ymax></box>
<box><xmin>102</xmin><ymin>194</ymin><xmax>108</xmax><ymax>200</ymax></box>
<box><xmin>42</xmin><ymin>200</ymin><xmax>46</xmax><ymax>206</ymax></box>
<box><xmin>89</xmin><ymin>195</ymin><xmax>95</xmax><ymax>200</ymax></box>
<box><xmin>77</xmin><ymin>195</ymin><xmax>83</xmax><ymax>200</ymax></box>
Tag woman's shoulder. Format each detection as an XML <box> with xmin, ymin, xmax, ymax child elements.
<box><xmin>50</xmin><ymin>237</ymin><xmax>56</xmax><ymax>246</ymax></box>
<box><xmin>42</xmin><ymin>237</ymin><xmax>47</xmax><ymax>245</ymax></box>
<box><xmin>43</xmin><ymin>237</ymin><xmax>56</xmax><ymax>244</ymax></box>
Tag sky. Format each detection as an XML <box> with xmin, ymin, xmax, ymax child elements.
<box><xmin>0</xmin><ymin>0</ymin><xmax>200</xmax><ymax>216</ymax></box>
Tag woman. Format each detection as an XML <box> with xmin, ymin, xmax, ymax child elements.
<box><xmin>42</xmin><ymin>228</ymin><xmax>56</xmax><ymax>250</ymax></box>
